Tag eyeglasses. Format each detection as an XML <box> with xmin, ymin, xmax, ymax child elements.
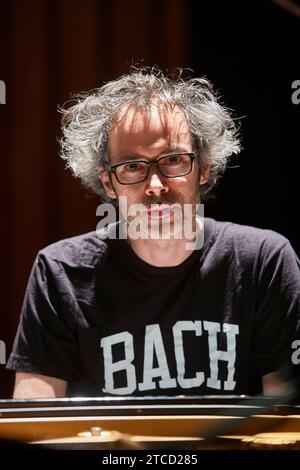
<box><xmin>104</xmin><ymin>152</ymin><xmax>196</xmax><ymax>185</ymax></box>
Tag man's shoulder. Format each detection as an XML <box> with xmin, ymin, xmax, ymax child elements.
<box><xmin>209</xmin><ymin>218</ymin><xmax>292</xmax><ymax>258</ymax></box>
<box><xmin>37</xmin><ymin>229</ymin><xmax>109</xmax><ymax>268</ymax></box>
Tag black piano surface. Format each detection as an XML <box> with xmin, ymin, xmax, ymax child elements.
<box><xmin>0</xmin><ymin>395</ymin><xmax>298</xmax><ymax>418</ymax></box>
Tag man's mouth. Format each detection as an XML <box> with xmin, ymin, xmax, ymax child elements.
<box><xmin>147</xmin><ymin>204</ymin><xmax>174</xmax><ymax>218</ymax></box>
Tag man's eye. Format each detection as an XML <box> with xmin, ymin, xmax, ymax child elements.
<box><xmin>124</xmin><ymin>162</ymin><xmax>140</xmax><ymax>172</ymax></box>
<box><xmin>166</xmin><ymin>155</ymin><xmax>182</xmax><ymax>165</ymax></box>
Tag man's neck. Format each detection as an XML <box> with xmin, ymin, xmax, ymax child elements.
<box><xmin>125</xmin><ymin>218</ymin><xmax>203</xmax><ymax>267</ymax></box>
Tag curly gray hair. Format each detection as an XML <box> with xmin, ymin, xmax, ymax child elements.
<box><xmin>59</xmin><ymin>67</ymin><xmax>241</xmax><ymax>203</ymax></box>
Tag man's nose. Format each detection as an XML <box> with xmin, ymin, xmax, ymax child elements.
<box><xmin>144</xmin><ymin>170</ymin><xmax>169</xmax><ymax>197</ymax></box>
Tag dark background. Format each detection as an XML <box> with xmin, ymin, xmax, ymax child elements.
<box><xmin>0</xmin><ymin>0</ymin><xmax>299</xmax><ymax>397</ymax></box>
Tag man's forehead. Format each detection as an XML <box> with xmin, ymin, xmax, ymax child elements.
<box><xmin>111</xmin><ymin>102</ymin><xmax>189</xmax><ymax>134</ymax></box>
<box><xmin>107</xmin><ymin>101</ymin><xmax>192</xmax><ymax>160</ymax></box>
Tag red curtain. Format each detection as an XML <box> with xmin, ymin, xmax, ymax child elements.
<box><xmin>0</xmin><ymin>0</ymin><xmax>190</xmax><ymax>397</ymax></box>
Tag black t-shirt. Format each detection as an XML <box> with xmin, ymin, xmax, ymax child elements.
<box><xmin>7</xmin><ymin>218</ymin><xmax>300</xmax><ymax>397</ymax></box>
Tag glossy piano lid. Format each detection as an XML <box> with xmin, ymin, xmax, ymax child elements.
<box><xmin>0</xmin><ymin>395</ymin><xmax>297</xmax><ymax>418</ymax></box>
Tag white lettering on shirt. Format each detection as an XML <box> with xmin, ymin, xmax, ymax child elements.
<box><xmin>100</xmin><ymin>331</ymin><xmax>136</xmax><ymax>395</ymax></box>
<box><xmin>138</xmin><ymin>324</ymin><xmax>176</xmax><ymax>391</ymax></box>
<box><xmin>173</xmin><ymin>320</ymin><xmax>205</xmax><ymax>388</ymax></box>
<box><xmin>100</xmin><ymin>320</ymin><xmax>239</xmax><ymax>394</ymax></box>
<box><xmin>203</xmin><ymin>321</ymin><xmax>239</xmax><ymax>390</ymax></box>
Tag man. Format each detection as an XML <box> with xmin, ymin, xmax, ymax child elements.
<box><xmin>7</xmin><ymin>68</ymin><xmax>300</xmax><ymax>398</ymax></box>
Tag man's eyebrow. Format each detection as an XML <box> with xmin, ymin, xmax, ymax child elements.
<box><xmin>115</xmin><ymin>154</ymin><xmax>143</xmax><ymax>163</ymax></box>
<box><xmin>115</xmin><ymin>147</ymin><xmax>189</xmax><ymax>163</ymax></box>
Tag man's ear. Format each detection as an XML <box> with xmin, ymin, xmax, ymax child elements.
<box><xmin>97</xmin><ymin>166</ymin><xmax>117</xmax><ymax>199</ymax></box>
<box><xmin>199</xmin><ymin>163</ymin><xmax>210</xmax><ymax>185</ymax></box>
